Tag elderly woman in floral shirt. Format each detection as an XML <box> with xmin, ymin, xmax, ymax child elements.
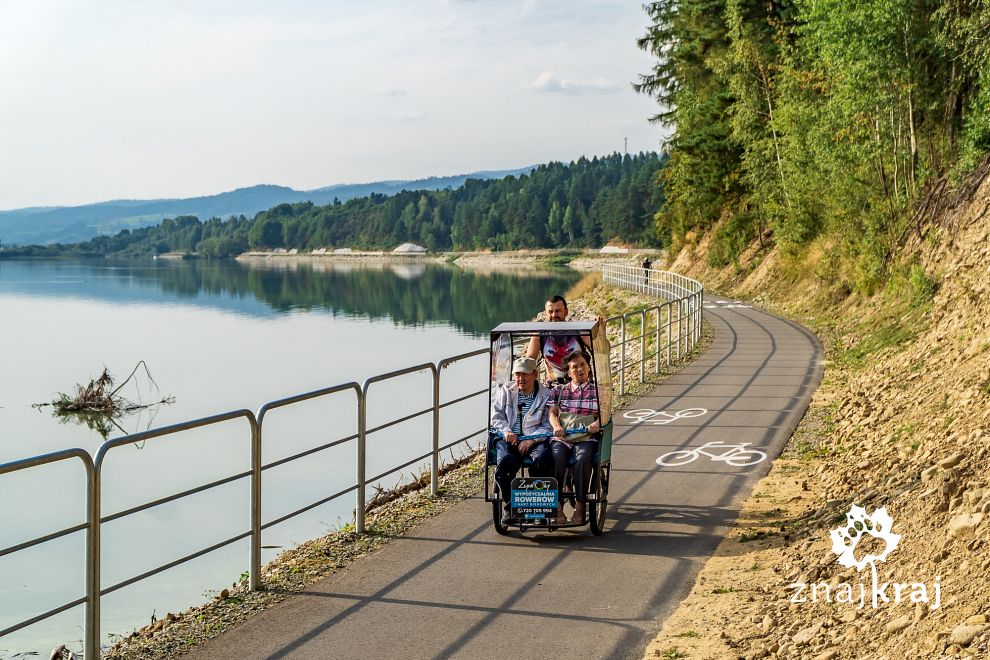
<box><xmin>549</xmin><ymin>350</ymin><xmax>601</xmax><ymax>524</ymax></box>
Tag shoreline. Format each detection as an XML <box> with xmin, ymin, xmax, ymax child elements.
<box><xmin>237</xmin><ymin>248</ymin><xmax>662</xmax><ymax>272</ymax></box>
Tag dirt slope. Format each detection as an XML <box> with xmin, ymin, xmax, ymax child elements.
<box><xmin>644</xmin><ymin>170</ymin><xmax>990</xmax><ymax>659</ymax></box>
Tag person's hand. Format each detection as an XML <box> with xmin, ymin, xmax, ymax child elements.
<box><xmin>504</xmin><ymin>431</ymin><xmax>518</xmax><ymax>445</ymax></box>
<box><xmin>517</xmin><ymin>439</ymin><xmax>535</xmax><ymax>456</ymax></box>
<box><xmin>552</xmin><ymin>426</ymin><xmax>565</xmax><ymax>438</ymax></box>
<box><xmin>589</xmin><ymin>420</ymin><xmax>601</xmax><ymax>434</ymax></box>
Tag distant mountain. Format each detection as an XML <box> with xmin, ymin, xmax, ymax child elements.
<box><xmin>0</xmin><ymin>168</ymin><xmax>535</xmax><ymax>246</ymax></box>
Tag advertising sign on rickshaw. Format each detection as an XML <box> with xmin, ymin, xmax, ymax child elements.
<box><xmin>510</xmin><ymin>477</ymin><xmax>560</xmax><ymax>521</ymax></box>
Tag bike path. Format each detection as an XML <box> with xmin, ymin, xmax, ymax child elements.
<box><xmin>186</xmin><ymin>296</ymin><xmax>822</xmax><ymax>660</ymax></box>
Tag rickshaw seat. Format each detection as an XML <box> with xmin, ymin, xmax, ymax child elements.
<box><xmin>486</xmin><ymin>438</ymin><xmax>600</xmax><ymax>467</ymax></box>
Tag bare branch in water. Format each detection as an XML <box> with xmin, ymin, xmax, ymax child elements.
<box><xmin>34</xmin><ymin>362</ymin><xmax>175</xmax><ymax>439</ymax></box>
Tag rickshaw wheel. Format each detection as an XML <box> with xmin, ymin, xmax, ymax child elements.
<box><xmin>492</xmin><ymin>499</ymin><xmax>510</xmax><ymax>536</ymax></box>
<box><xmin>589</xmin><ymin>465</ymin><xmax>609</xmax><ymax>536</ymax></box>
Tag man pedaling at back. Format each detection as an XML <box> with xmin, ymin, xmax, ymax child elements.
<box><xmin>526</xmin><ymin>294</ymin><xmax>599</xmax><ymax>385</ymax></box>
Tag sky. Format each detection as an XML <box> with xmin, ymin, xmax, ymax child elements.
<box><xmin>0</xmin><ymin>0</ymin><xmax>666</xmax><ymax>210</ymax></box>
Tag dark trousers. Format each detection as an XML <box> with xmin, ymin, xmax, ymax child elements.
<box><xmin>552</xmin><ymin>440</ymin><xmax>599</xmax><ymax>503</ymax></box>
<box><xmin>494</xmin><ymin>439</ymin><xmax>552</xmax><ymax>506</ymax></box>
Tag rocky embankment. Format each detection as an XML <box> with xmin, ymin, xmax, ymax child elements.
<box><xmin>645</xmin><ymin>170</ymin><xmax>990</xmax><ymax>658</ymax></box>
<box><xmin>235</xmin><ymin>248</ymin><xmax>654</xmax><ymax>272</ymax></box>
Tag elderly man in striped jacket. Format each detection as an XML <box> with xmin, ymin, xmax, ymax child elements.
<box><xmin>490</xmin><ymin>357</ymin><xmax>555</xmax><ymax>524</ymax></box>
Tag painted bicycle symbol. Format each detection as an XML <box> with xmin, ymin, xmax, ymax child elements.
<box><xmin>705</xmin><ymin>299</ymin><xmax>752</xmax><ymax>309</ymax></box>
<box><xmin>656</xmin><ymin>441</ymin><xmax>767</xmax><ymax>467</ymax></box>
<box><xmin>623</xmin><ymin>408</ymin><xmax>708</xmax><ymax>425</ymax></box>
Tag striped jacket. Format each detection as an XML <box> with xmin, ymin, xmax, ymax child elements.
<box><xmin>490</xmin><ymin>382</ymin><xmax>553</xmax><ymax>439</ymax></box>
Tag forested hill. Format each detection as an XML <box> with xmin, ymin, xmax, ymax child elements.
<box><xmin>635</xmin><ymin>0</ymin><xmax>989</xmax><ymax>291</ymax></box>
<box><xmin>2</xmin><ymin>153</ymin><xmax>665</xmax><ymax>257</ymax></box>
<box><xmin>0</xmin><ymin>167</ymin><xmax>533</xmax><ymax>247</ymax></box>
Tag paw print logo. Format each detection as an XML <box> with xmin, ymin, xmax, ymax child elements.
<box><xmin>829</xmin><ymin>505</ymin><xmax>901</xmax><ymax>571</ymax></box>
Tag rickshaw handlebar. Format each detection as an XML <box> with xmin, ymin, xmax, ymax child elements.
<box><xmin>498</xmin><ymin>427</ymin><xmax>589</xmax><ymax>441</ymax></box>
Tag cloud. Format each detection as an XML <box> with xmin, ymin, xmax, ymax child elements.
<box><xmin>523</xmin><ymin>70</ymin><xmax>620</xmax><ymax>94</ymax></box>
<box><xmin>520</xmin><ymin>0</ymin><xmax>540</xmax><ymax>18</ymax></box>
<box><xmin>342</xmin><ymin>111</ymin><xmax>426</xmax><ymax>124</ymax></box>
<box><xmin>393</xmin><ymin>111</ymin><xmax>426</xmax><ymax>123</ymax></box>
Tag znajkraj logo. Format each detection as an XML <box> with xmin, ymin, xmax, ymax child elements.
<box><xmin>788</xmin><ymin>504</ymin><xmax>941</xmax><ymax>610</ymax></box>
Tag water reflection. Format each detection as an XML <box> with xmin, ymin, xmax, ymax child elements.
<box><xmin>0</xmin><ymin>256</ymin><xmax>581</xmax><ymax>654</ymax></box>
<box><xmin>0</xmin><ymin>258</ymin><xmax>581</xmax><ymax>335</ymax></box>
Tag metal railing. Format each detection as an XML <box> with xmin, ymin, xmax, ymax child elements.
<box><xmin>601</xmin><ymin>264</ymin><xmax>704</xmax><ymax>395</ymax></box>
<box><xmin>0</xmin><ymin>265</ymin><xmax>703</xmax><ymax>658</ymax></box>
<box><xmin>0</xmin><ymin>349</ymin><xmax>487</xmax><ymax>659</ymax></box>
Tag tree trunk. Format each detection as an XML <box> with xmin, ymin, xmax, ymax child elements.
<box><xmin>762</xmin><ymin>68</ymin><xmax>789</xmax><ymax>203</ymax></box>
<box><xmin>903</xmin><ymin>27</ymin><xmax>918</xmax><ymax>196</ymax></box>
<box><xmin>892</xmin><ymin>106</ymin><xmax>901</xmax><ymax>205</ymax></box>
<box><xmin>875</xmin><ymin>114</ymin><xmax>890</xmax><ymax>199</ymax></box>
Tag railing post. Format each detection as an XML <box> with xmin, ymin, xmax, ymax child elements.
<box><xmin>85</xmin><ymin>462</ymin><xmax>99</xmax><ymax>660</ymax></box>
<box><xmin>620</xmin><ymin>315</ymin><xmax>627</xmax><ymax>395</ymax></box>
<box><xmin>694</xmin><ymin>294</ymin><xmax>699</xmax><ymax>344</ymax></box>
<box><xmin>684</xmin><ymin>296</ymin><xmax>694</xmax><ymax>353</ymax></box>
<box><xmin>665</xmin><ymin>302</ymin><xmax>672</xmax><ymax>366</ymax></box>
<box><xmin>675</xmin><ymin>302</ymin><xmax>681</xmax><ymax>361</ymax></box>
<box><xmin>683</xmin><ymin>299</ymin><xmax>689</xmax><ymax>355</ymax></box>
<box><xmin>431</xmin><ymin>367</ymin><xmax>440</xmax><ymax>496</ymax></box>
<box><xmin>693</xmin><ymin>296</ymin><xmax>699</xmax><ymax>346</ymax></box>
<box><xmin>654</xmin><ymin>306</ymin><xmax>661</xmax><ymax>374</ymax></box>
<box><xmin>697</xmin><ymin>292</ymin><xmax>703</xmax><ymax>342</ymax></box>
<box><xmin>357</xmin><ymin>388</ymin><xmax>367</xmax><ymax>534</ymax></box>
<box><xmin>689</xmin><ymin>299</ymin><xmax>695</xmax><ymax>351</ymax></box>
<box><xmin>683</xmin><ymin>299</ymin><xmax>689</xmax><ymax>353</ymax></box>
<box><xmin>639</xmin><ymin>309</ymin><xmax>646</xmax><ymax>383</ymax></box>
<box><xmin>250</xmin><ymin>414</ymin><xmax>262</xmax><ymax>591</ymax></box>
<box><xmin>691</xmin><ymin>298</ymin><xmax>696</xmax><ymax>349</ymax></box>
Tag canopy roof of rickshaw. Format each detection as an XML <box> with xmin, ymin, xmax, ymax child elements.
<box><xmin>490</xmin><ymin>321</ymin><xmax>598</xmax><ymax>336</ymax></box>
<box><xmin>489</xmin><ymin>320</ymin><xmax>612</xmax><ymax>423</ymax></box>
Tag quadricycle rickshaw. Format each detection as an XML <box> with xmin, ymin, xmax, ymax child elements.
<box><xmin>484</xmin><ymin>321</ymin><xmax>613</xmax><ymax>535</ymax></box>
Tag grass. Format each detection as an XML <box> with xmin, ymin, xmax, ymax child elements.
<box><xmin>738</xmin><ymin>529</ymin><xmax>775</xmax><ymax>543</ymax></box>
<box><xmin>711</xmin><ymin>586</ymin><xmax>737</xmax><ymax>594</ymax></box>
<box><xmin>797</xmin><ymin>441</ymin><xmax>835</xmax><ymax>460</ymax></box>
<box><xmin>839</xmin><ymin>318</ymin><xmax>918</xmax><ymax>369</ymax></box>
<box><xmin>908</xmin><ymin>263</ymin><xmax>937</xmax><ymax>306</ymax></box>
<box><xmin>656</xmin><ymin>647</ymin><xmax>688</xmax><ymax>659</ymax></box>
<box><xmin>673</xmin><ymin>630</ymin><xmax>700</xmax><ymax>638</ymax></box>
<box><xmin>565</xmin><ymin>272</ymin><xmax>602</xmax><ymax>301</ymax></box>
<box><xmin>777</xmin><ymin>465</ymin><xmax>800</xmax><ymax>476</ymax></box>
<box><xmin>890</xmin><ymin>422</ymin><xmax>918</xmax><ymax>445</ymax></box>
<box><xmin>537</xmin><ymin>251</ymin><xmax>581</xmax><ymax>267</ymax></box>
<box><xmin>836</xmin><ymin>279</ymin><xmax>930</xmax><ymax>370</ymax></box>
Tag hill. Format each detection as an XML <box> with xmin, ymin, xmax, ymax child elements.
<box><xmin>644</xmin><ymin>160</ymin><xmax>990</xmax><ymax>656</ymax></box>
<box><xmin>630</xmin><ymin>0</ymin><xmax>990</xmax><ymax>649</ymax></box>
<box><xmin>0</xmin><ymin>168</ymin><xmax>534</xmax><ymax>246</ymax></box>
<box><xmin>1</xmin><ymin>153</ymin><xmax>665</xmax><ymax>257</ymax></box>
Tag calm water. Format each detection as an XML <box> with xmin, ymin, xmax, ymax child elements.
<box><xmin>0</xmin><ymin>257</ymin><xmax>581</xmax><ymax>656</ymax></box>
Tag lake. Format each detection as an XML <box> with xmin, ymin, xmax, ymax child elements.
<box><xmin>0</xmin><ymin>257</ymin><xmax>581</xmax><ymax>656</ymax></box>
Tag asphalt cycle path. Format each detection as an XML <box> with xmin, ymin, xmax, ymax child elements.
<box><xmin>186</xmin><ymin>296</ymin><xmax>822</xmax><ymax>660</ymax></box>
